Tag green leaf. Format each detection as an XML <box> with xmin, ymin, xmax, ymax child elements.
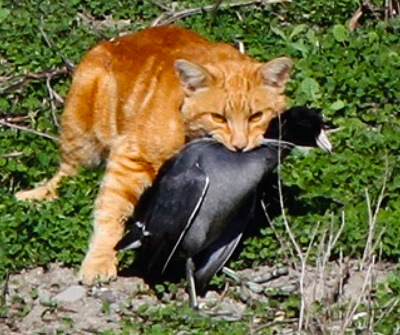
<box><xmin>330</xmin><ymin>100</ymin><xmax>345</xmax><ymax>111</ymax></box>
<box><xmin>332</xmin><ymin>24</ymin><xmax>348</xmax><ymax>42</ymax></box>
<box><xmin>270</xmin><ymin>25</ymin><xmax>287</xmax><ymax>41</ymax></box>
<box><xmin>300</xmin><ymin>78</ymin><xmax>320</xmax><ymax>100</ymax></box>
<box><xmin>289</xmin><ymin>24</ymin><xmax>307</xmax><ymax>40</ymax></box>
<box><xmin>306</xmin><ymin>30</ymin><xmax>319</xmax><ymax>47</ymax></box>
<box><xmin>0</xmin><ymin>8</ymin><xmax>10</xmax><ymax>23</ymax></box>
<box><xmin>37</xmin><ymin>152</ymin><xmax>50</xmax><ymax>167</ymax></box>
<box><xmin>290</xmin><ymin>41</ymin><xmax>309</xmax><ymax>56</ymax></box>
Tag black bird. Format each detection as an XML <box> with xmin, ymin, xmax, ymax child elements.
<box><xmin>116</xmin><ymin>106</ymin><xmax>332</xmax><ymax>308</ymax></box>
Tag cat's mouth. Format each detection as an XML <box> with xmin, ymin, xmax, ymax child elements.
<box><xmin>207</xmin><ymin>134</ymin><xmax>262</xmax><ymax>152</ymax></box>
<box><xmin>240</xmin><ymin>134</ymin><xmax>265</xmax><ymax>152</ymax></box>
<box><xmin>207</xmin><ymin>132</ymin><xmax>265</xmax><ymax>152</ymax></box>
<box><xmin>223</xmin><ymin>139</ymin><xmax>260</xmax><ymax>152</ymax></box>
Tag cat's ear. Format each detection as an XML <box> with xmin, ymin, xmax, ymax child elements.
<box><xmin>174</xmin><ymin>59</ymin><xmax>213</xmax><ymax>94</ymax></box>
<box><xmin>258</xmin><ymin>57</ymin><xmax>293</xmax><ymax>93</ymax></box>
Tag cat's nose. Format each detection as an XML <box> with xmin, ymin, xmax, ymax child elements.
<box><xmin>231</xmin><ymin>135</ymin><xmax>248</xmax><ymax>151</ymax></box>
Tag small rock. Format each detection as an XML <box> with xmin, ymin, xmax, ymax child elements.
<box><xmin>246</xmin><ymin>281</ymin><xmax>264</xmax><ymax>294</ymax></box>
<box><xmin>109</xmin><ymin>302</ymin><xmax>120</xmax><ymax>313</ymax></box>
<box><xmin>53</xmin><ymin>285</ymin><xmax>86</xmax><ymax>303</ymax></box>
<box><xmin>238</xmin><ymin>286</ymin><xmax>250</xmax><ymax>303</ymax></box>
<box><xmin>264</xmin><ymin>284</ymin><xmax>297</xmax><ymax>297</ymax></box>
<box><xmin>96</xmin><ymin>290</ymin><xmax>115</xmax><ymax>302</ymax></box>
<box><xmin>37</xmin><ymin>287</ymin><xmax>52</xmax><ymax>302</ymax></box>
<box><xmin>19</xmin><ymin>304</ymin><xmax>47</xmax><ymax>332</ymax></box>
<box><xmin>252</xmin><ymin>266</ymin><xmax>289</xmax><ymax>283</ymax></box>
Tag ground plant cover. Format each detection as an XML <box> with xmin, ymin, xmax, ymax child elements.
<box><xmin>1</xmin><ymin>0</ymin><xmax>400</xmax><ymax>333</ymax></box>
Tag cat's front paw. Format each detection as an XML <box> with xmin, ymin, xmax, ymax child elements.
<box><xmin>79</xmin><ymin>254</ymin><xmax>118</xmax><ymax>285</ymax></box>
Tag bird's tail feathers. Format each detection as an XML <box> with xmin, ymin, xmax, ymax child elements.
<box><xmin>115</xmin><ymin>221</ymin><xmax>151</xmax><ymax>251</ymax></box>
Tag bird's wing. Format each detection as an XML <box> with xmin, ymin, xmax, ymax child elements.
<box><xmin>193</xmin><ymin>196</ymin><xmax>256</xmax><ymax>294</ymax></box>
<box><xmin>161</xmin><ymin>162</ymin><xmax>210</xmax><ymax>273</ymax></box>
<box><xmin>142</xmin><ymin>161</ymin><xmax>209</xmax><ymax>276</ymax></box>
<box><xmin>194</xmin><ymin>230</ymin><xmax>243</xmax><ymax>294</ymax></box>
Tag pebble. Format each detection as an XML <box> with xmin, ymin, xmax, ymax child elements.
<box><xmin>252</xmin><ymin>267</ymin><xmax>289</xmax><ymax>284</ymax></box>
<box><xmin>53</xmin><ymin>285</ymin><xmax>87</xmax><ymax>303</ymax></box>
<box><xmin>2</xmin><ymin>261</ymin><xmax>390</xmax><ymax>335</ymax></box>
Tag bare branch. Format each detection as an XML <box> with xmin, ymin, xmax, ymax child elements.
<box><xmin>0</xmin><ymin>119</ymin><xmax>59</xmax><ymax>142</ymax></box>
<box><xmin>39</xmin><ymin>26</ymin><xmax>74</xmax><ymax>70</ymax></box>
<box><xmin>0</xmin><ymin>67</ymin><xmax>70</xmax><ymax>95</ymax></box>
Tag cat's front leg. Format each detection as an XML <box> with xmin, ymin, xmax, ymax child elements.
<box><xmin>79</xmin><ymin>138</ymin><xmax>155</xmax><ymax>284</ymax></box>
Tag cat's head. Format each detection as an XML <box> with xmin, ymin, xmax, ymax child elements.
<box><xmin>175</xmin><ymin>57</ymin><xmax>293</xmax><ymax>152</ymax></box>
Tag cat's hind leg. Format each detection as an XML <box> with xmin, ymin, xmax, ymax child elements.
<box><xmin>14</xmin><ymin>109</ymin><xmax>104</xmax><ymax>202</ymax></box>
<box><xmin>15</xmin><ymin>48</ymin><xmax>112</xmax><ymax>202</ymax></box>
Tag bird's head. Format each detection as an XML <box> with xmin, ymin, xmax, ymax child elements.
<box><xmin>262</xmin><ymin>106</ymin><xmax>332</xmax><ymax>153</ymax></box>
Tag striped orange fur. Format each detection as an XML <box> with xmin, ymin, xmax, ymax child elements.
<box><xmin>15</xmin><ymin>25</ymin><xmax>293</xmax><ymax>284</ymax></box>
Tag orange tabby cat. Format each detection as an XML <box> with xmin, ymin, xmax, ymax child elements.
<box><xmin>15</xmin><ymin>25</ymin><xmax>293</xmax><ymax>284</ymax></box>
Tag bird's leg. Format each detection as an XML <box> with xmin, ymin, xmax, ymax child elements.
<box><xmin>186</xmin><ymin>258</ymin><xmax>198</xmax><ymax>309</ymax></box>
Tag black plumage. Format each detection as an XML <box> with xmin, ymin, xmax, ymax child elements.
<box><xmin>116</xmin><ymin>106</ymin><xmax>332</xmax><ymax>308</ymax></box>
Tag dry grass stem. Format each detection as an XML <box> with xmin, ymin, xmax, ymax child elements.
<box><xmin>340</xmin><ymin>257</ymin><xmax>375</xmax><ymax>334</ymax></box>
<box><xmin>362</xmin><ymin>161</ymin><xmax>390</xmax><ymax>269</ymax></box>
<box><xmin>276</xmin><ymin>138</ymin><xmax>307</xmax><ymax>331</ymax></box>
<box><xmin>273</xmin><ymin>153</ymin><xmax>390</xmax><ymax>333</ymax></box>
<box><xmin>260</xmin><ymin>198</ymin><xmax>294</xmax><ymax>263</ymax></box>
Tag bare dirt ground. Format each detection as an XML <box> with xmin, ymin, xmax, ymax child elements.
<box><xmin>0</xmin><ymin>261</ymin><xmax>395</xmax><ymax>335</ymax></box>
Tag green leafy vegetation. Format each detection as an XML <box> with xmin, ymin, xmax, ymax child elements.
<box><xmin>2</xmin><ymin>0</ymin><xmax>400</xmax><ymax>333</ymax></box>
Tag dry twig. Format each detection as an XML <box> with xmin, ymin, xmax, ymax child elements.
<box><xmin>46</xmin><ymin>75</ymin><xmax>60</xmax><ymax>129</ymax></box>
<box><xmin>349</xmin><ymin>0</ymin><xmax>400</xmax><ymax>31</ymax></box>
<box><xmin>0</xmin><ymin>114</ymin><xmax>33</xmax><ymax>123</ymax></box>
<box><xmin>0</xmin><ymin>151</ymin><xmax>24</xmax><ymax>159</ymax></box>
<box><xmin>151</xmin><ymin>0</ymin><xmax>291</xmax><ymax>26</ymax></box>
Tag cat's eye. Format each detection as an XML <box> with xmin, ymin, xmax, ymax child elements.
<box><xmin>210</xmin><ymin>113</ymin><xmax>226</xmax><ymax>123</ymax></box>
<box><xmin>249</xmin><ymin>112</ymin><xmax>263</xmax><ymax>122</ymax></box>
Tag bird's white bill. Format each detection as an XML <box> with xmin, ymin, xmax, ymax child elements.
<box><xmin>316</xmin><ymin>130</ymin><xmax>333</xmax><ymax>153</ymax></box>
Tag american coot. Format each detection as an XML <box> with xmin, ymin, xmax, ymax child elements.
<box><xmin>116</xmin><ymin>106</ymin><xmax>332</xmax><ymax>308</ymax></box>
